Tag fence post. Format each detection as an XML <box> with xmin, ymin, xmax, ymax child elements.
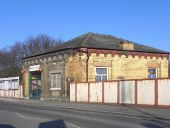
<box><xmin>102</xmin><ymin>82</ymin><xmax>104</xmax><ymax>103</ymax></box>
<box><xmin>14</xmin><ymin>89</ymin><xmax>15</xmax><ymax>98</ymax></box>
<box><xmin>20</xmin><ymin>85</ymin><xmax>21</xmax><ymax>98</ymax></box>
<box><xmin>117</xmin><ymin>81</ymin><xmax>120</xmax><ymax>104</ymax></box>
<box><xmin>155</xmin><ymin>79</ymin><xmax>158</xmax><ymax>106</ymax></box>
<box><xmin>75</xmin><ymin>83</ymin><xmax>77</xmax><ymax>102</ymax></box>
<box><xmin>135</xmin><ymin>80</ymin><xmax>138</xmax><ymax>105</ymax></box>
<box><xmin>88</xmin><ymin>82</ymin><xmax>90</xmax><ymax>102</ymax></box>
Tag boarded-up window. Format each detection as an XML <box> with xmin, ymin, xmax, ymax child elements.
<box><xmin>51</xmin><ymin>73</ymin><xmax>61</xmax><ymax>90</ymax></box>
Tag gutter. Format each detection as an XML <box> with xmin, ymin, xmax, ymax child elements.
<box><xmin>22</xmin><ymin>46</ymin><xmax>169</xmax><ymax>60</ymax></box>
<box><xmin>22</xmin><ymin>48</ymin><xmax>78</xmax><ymax>60</ymax></box>
<box><xmin>86</xmin><ymin>48</ymin><xmax>89</xmax><ymax>82</ymax></box>
<box><xmin>79</xmin><ymin>48</ymin><xmax>89</xmax><ymax>82</ymax></box>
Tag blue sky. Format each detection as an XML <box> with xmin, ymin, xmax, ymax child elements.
<box><xmin>0</xmin><ymin>0</ymin><xmax>170</xmax><ymax>51</ymax></box>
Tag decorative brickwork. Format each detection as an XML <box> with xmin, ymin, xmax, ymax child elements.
<box><xmin>22</xmin><ymin>48</ymin><xmax>169</xmax><ymax>99</ymax></box>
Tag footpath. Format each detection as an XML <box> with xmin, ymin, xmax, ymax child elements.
<box><xmin>0</xmin><ymin>97</ymin><xmax>170</xmax><ymax>120</ymax></box>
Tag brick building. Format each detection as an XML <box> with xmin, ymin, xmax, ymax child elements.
<box><xmin>22</xmin><ymin>33</ymin><xmax>169</xmax><ymax>100</ymax></box>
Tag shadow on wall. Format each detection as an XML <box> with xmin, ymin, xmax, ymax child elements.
<box><xmin>0</xmin><ymin>124</ymin><xmax>16</xmax><ymax>128</ymax></box>
<box><xmin>39</xmin><ymin>119</ymin><xmax>67</xmax><ymax>128</ymax></box>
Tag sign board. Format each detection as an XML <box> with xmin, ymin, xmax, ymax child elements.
<box><xmin>29</xmin><ymin>65</ymin><xmax>40</xmax><ymax>72</ymax></box>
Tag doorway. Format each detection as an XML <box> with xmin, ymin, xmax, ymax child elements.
<box><xmin>30</xmin><ymin>71</ymin><xmax>41</xmax><ymax>99</ymax></box>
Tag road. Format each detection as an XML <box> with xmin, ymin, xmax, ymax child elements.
<box><xmin>0</xmin><ymin>101</ymin><xmax>170</xmax><ymax>128</ymax></box>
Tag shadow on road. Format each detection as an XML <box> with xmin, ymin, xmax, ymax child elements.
<box><xmin>39</xmin><ymin>119</ymin><xmax>67</xmax><ymax>128</ymax></box>
<box><xmin>141</xmin><ymin>123</ymin><xmax>165</xmax><ymax>128</ymax></box>
<box><xmin>0</xmin><ymin>124</ymin><xmax>16</xmax><ymax>128</ymax></box>
<box><xmin>122</xmin><ymin>104</ymin><xmax>170</xmax><ymax>120</ymax></box>
<box><xmin>122</xmin><ymin>105</ymin><xmax>170</xmax><ymax>128</ymax></box>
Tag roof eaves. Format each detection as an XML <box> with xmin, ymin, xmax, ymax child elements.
<box><xmin>22</xmin><ymin>47</ymin><xmax>80</xmax><ymax>60</ymax></box>
<box><xmin>82</xmin><ymin>47</ymin><xmax>169</xmax><ymax>54</ymax></box>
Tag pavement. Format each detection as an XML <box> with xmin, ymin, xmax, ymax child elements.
<box><xmin>0</xmin><ymin>97</ymin><xmax>170</xmax><ymax>120</ymax></box>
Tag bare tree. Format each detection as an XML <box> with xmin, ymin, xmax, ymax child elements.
<box><xmin>0</xmin><ymin>49</ymin><xmax>18</xmax><ymax>77</ymax></box>
<box><xmin>15</xmin><ymin>34</ymin><xmax>62</xmax><ymax>57</ymax></box>
<box><xmin>0</xmin><ymin>34</ymin><xmax>63</xmax><ymax>78</ymax></box>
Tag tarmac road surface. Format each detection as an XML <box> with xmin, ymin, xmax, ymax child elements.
<box><xmin>0</xmin><ymin>101</ymin><xmax>170</xmax><ymax>128</ymax></box>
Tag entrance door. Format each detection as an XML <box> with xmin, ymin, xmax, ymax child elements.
<box><xmin>30</xmin><ymin>71</ymin><xmax>41</xmax><ymax>99</ymax></box>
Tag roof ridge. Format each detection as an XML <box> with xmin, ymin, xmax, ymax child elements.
<box><xmin>23</xmin><ymin>32</ymin><xmax>169</xmax><ymax>59</ymax></box>
<box><xmin>84</xmin><ymin>32</ymin><xmax>128</xmax><ymax>42</ymax></box>
<box><xmin>63</xmin><ymin>33</ymin><xmax>88</xmax><ymax>44</ymax></box>
<box><xmin>81</xmin><ymin>33</ymin><xmax>92</xmax><ymax>47</ymax></box>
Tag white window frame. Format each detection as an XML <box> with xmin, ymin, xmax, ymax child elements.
<box><xmin>95</xmin><ymin>67</ymin><xmax>108</xmax><ymax>81</ymax></box>
<box><xmin>148</xmin><ymin>68</ymin><xmax>157</xmax><ymax>79</ymax></box>
<box><xmin>50</xmin><ymin>73</ymin><xmax>62</xmax><ymax>91</ymax></box>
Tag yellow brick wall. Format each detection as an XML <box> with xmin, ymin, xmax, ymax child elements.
<box><xmin>65</xmin><ymin>53</ymin><xmax>85</xmax><ymax>82</ymax></box>
<box><xmin>24</xmin><ymin>71</ymin><xmax>29</xmax><ymax>97</ymax></box>
<box><xmin>65</xmin><ymin>51</ymin><xmax>169</xmax><ymax>82</ymax></box>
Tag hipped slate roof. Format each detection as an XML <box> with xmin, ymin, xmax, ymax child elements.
<box><xmin>23</xmin><ymin>32</ymin><xmax>169</xmax><ymax>59</ymax></box>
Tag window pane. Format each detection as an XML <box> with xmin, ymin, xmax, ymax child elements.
<box><xmin>148</xmin><ymin>74</ymin><xmax>156</xmax><ymax>79</ymax></box>
<box><xmin>95</xmin><ymin>76</ymin><xmax>101</xmax><ymax>81</ymax></box>
<box><xmin>102</xmin><ymin>76</ymin><xmax>107</xmax><ymax>81</ymax></box>
<box><xmin>8</xmin><ymin>81</ymin><xmax>12</xmax><ymax>89</ymax></box>
<box><xmin>96</xmin><ymin>68</ymin><xmax>107</xmax><ymax>75</ymax></box>
<box><xmin>148</xmin><ymin>68</ymin><xmax>156</xmax><ymax>79</ymax></box>
<box><xmin>96</xmin><ymin>67</ymin><xmax>108</xmax><ymax>81</ymax></box>
<box><xmin>96</xmin><ymin>68</ymin><xmax>102</xmax><ymax>74</ymax></box>
<box><xmin>102</xmin><ymin>68</ymin><xmax>107</xmax><ymax>74</ymax></box>
<box><xmin>148</xmin><ymin>68</ymin><xmax>156</xmax><ymax>74</ymax></box>
<box><xmin>12</xmin><ymin>79</ymin><xmax>19</xmax><ymax>89</ymax></box>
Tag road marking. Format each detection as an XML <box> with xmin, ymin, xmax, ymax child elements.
<box><xmin>65</xmin><ymin>122</ymin><xmax>82</xmax><ymax>128</ymax></box>
<box><xmin>14</xmin><ymin>112</ymin><xmax>42</xmax><ymax>120</ymax></box>
<box><xmin>0</xmin><ymin>110</ymin><xmax>82</xmax><ymax>128</ymax></box>
<box><xmin>51</xmin><ymin>107</ymin><xmax>170</xmax><ymax>124</ymax></box>
<box><xmin>12</xmin><ymin>106</ymin><xmax>170</xmax><ymax>126</ymax></box>
<box><xmin>38</xmin><ymin>105</ymin><xmax>170</xmax><ymax>121</ymax></box>
<box><xmin>0</xmin><ymin>110</ymin><xmax>41</xmax><ymax>120</ymax></box>
<box><xmin>15</xmin><ymin>112</ymin><xmax>82</xmax><ymax>128</ymax></box>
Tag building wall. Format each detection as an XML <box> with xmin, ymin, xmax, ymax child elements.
<box><xmin>22</xmin><ymin>48</ymin><xmax>169</xmax><ymax>99</ymax></box>
<box><xmin>23</xmin><ymin>71</ymin><xmax>29</xmax><ymax>98</ymax></box>
<box><xmin>22</xmin><ymin>50</ymin><xmax>75</xmax><ymax>99</ymax></box>
<box><xmin>73</xmin><ymin>49</ymin><xmax>169</xmax><ymax>82</ymax></box>
<box><xmin>65</xmin><ymin>52</ymin><xmax>87</xmax><ymax>82</ymax></box>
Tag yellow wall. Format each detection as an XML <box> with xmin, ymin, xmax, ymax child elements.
<box><xmin>65</xmin><ymin>50</ymin><xmax>169</xmax><ymax>82</ymax></box>
<box><xmin>24</xmin><ymin>71</ymin><xmax>29</xmax><ymax>97</ymax></box>
<box><xmin>65</xmin><ymin>53</ymin><xmax>86</xmax><ymax>82</ymax></box>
